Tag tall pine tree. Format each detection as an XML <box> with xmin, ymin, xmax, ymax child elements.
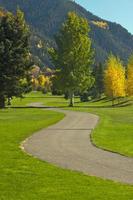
<box><xmin>0</xmin><ymin>9</ymin><xmax>31</xmax><ymax>108</ymax></box>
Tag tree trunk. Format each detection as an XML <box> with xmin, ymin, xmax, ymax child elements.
<box><xmin>69</xmin><ymin>92</ymin><xmax>74</xmax><ymax>107</ymax></box>
<box><xmin>0</xmin><ymin>96</ymin><xmax>6</xmax><ymax>108</ymax></box>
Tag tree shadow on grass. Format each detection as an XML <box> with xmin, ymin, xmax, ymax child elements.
<box><xmin>10</xmin><ymin>106</ymin><xmax>68</xmax><ymax>109</ymax></box>
<box><xmin>25</xmin><ymin>96</ymin><xmax>65</xmax><ymax>99</ymax></box>
<box><xmin>91</xmin><ymin>97</ymin><xmax>107</xmax><ymax>103</ymax></box>
<box><xmin>9</xmin><ymin>98</ymin><xmax>132</xmax><ymax>110</ymax></box>
<box><xmin>10</xmin><ymin>102</ymin><xmax>132</xmax><ymax>110</ymax></box>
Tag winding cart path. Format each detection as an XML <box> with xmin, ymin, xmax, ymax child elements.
<box><xmin>22</xmin><ymin>103</ymin><xmax>133</xmax><ymax>184</ymax></box>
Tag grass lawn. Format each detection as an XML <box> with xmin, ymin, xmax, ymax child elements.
<box><xmin>14</xmin><ymin>92</ymin><xmax>133</xmax><ymax>157</ymax></box>
<box><xmin>67</xmin><ymin>98</ymin><xmax>133</xmax><ymax>157</ymax></box>
<box><xmin>0</xmin><ymin>93</ymin><xmax>133</xmax><ymax>199</ymax></box>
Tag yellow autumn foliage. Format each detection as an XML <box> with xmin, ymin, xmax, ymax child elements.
<box><xmin>104</xmin><ymin>55</ymin><xmax>126</xmax><ymax>99</ymax></box>
<box><xmin>38</xmin><ymin>75</ymin><xmax>51</xmax><ymax>88</ymax></box>
<box><xmin>126</xmin><ymin>55</ymin><xmax>133</xmax><ymax>96</ymax></box>
<box><xmin>31</xmin><ymin>78</ymin><xmax>39</xmax><ymax>89</ymax></box>
<box><xmin>91</xmin><ymin>21</ymin><xmax>109</xmax><ymax>29</ymax></box>
<box><xmin>0</xmin><ymin>10</ymin><xmax>5</xmax><ymax>17</ymax></box>
<box><xmin>38</xmin><ymin>75</ymin><xmax>46</xmax><ymax>87</ymax></box>
<box><xmin>31</xmin><ymin>75</ymin><xmax>52</xmax><ymax>91</ymax></box>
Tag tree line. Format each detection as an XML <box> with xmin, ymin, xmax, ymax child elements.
<box><xmin>49</xmin><ymin>12</ymin><xmax>133</xmax><ymax>106</ymax></box>
<box><xmin>104</xmin><ymin>55</ymin><xmax>133</xmax><ymax>105</ymax></box>
<box><xmin>90</xmin><ymin>54</ymin><xmax>133</xmax><ymax>105</ymax></box>
<box><xmin>0</xmin><ymin>10</ymin><xmax>132</xmax><ymax>108</ymax></box>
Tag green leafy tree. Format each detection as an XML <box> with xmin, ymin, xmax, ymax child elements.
<box><xmin>0</xmin><ymin>9</ymin><xmax>32</xmax><ymax>108</ymax></box>
<box><xmin>49</xmin><ymin>12</ymin><xmax>94</xmax><ymax>106</ymax></box>
<box><xmin>92</xmin><ymin>63</ymin><xmax>104</xmax><ymax>98</ymax></box>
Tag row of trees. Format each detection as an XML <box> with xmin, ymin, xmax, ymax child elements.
<box><xmin>104</xmin><ymin>55</ymin><xmax>133</xmax><ymax>104</ymax></box>
<box><xmin>0</xmin><ymin>9</ymin><xmax>132</xmax><ymax>108</ymax></box>
<box><xmin>49</xmin><ymin>12</ymin><xmax>133</xmax><ymax>106</ymax></box>
<box><xmin>0</xmin><ymin>9</ymin><xmax>52</xmax><ymax>107</ymax></box>
<box><xmin>89</xmin><ymin>54</ymin><xmax>133</xmax><ymax>103</ymax></box>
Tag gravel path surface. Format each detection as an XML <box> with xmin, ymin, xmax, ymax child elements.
<box><xmin>22</xmin><ymin>103</ymin><xmax>133</xmax><ymax>184</ymax></box>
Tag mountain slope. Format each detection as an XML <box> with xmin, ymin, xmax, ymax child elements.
<box><xmin>0</xmin><ymin>0</ymin><xmax>133</xmax><ymax>67</ymax></box>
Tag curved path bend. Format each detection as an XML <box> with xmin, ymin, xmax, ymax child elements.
<box><xmin>22</xmin><ymin>103</ymin><xmax>133</xmax><ymax>184</ymax></box>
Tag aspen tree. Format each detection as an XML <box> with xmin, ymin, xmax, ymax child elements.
<box><xmin>104</xmin><ymin>55</ymin><xmax>126</xmax><ymax>105</ymax></box>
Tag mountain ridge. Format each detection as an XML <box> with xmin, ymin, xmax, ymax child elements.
<box><xmin>0</xmin><ymin>0</ymin><xmax>133</xmax><ymax>67</ymax></box>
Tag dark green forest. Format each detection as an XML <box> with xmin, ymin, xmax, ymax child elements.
<box><xmin>1</xmin><ymin>0</ymin><xmax>133</xmax><ymax>67</ymax></box>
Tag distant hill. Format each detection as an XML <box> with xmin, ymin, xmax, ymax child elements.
<box><xmin>0</xmin><ymin>0</ymin><xmax>133</xmax><ymax>67</ymax></box>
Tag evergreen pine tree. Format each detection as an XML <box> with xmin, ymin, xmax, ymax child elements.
<box><xmin>0</xmin><ymin>9</ymin><xmax>32</xmax><ymax>108</ymax></box>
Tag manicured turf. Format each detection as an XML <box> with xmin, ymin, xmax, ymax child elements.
<box><xmin>67</xmin><ymin>98</ymin><xmax>133</xmax><ymax>157</ymax></box>
<box><xmin>90</xmin><ymin>104</ymin><xmax>133</xmax><ymax>157</ymax></box>
<box><xmin>0</xmin><ymin>93</ymin><xmax>132</xmax><ymax>199</ymax></box>
<box><xmin>14</xmin><ymin>92</ymin><xmax>133</xmax><ymax>157</ymax></box>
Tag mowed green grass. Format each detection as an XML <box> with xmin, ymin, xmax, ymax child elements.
<box><xmin>91</xmin><ymin>104</ymin><xmax>133</xmax><ymax>157</ymax></box>
<box><xmin>14</xmin><ymin>92</ymin><xmax>133</xmax><ymax>157</ymax></box>
<box><xmin>0</xmin><ymin>93</ymin><xmax>132</xmax><ymax>199</ymax></box>
<box><xmin>67</xmin><ymin>98</ymin><xmax>133</xmax><ymax>157</ymax></box>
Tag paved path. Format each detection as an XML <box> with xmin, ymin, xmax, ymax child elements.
<box><xmin>22</xmin><ymin>103</ymin><xmax>133</xmax><ymax>184</ymax></box>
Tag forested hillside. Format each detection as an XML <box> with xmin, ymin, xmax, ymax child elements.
<box><xmin>0</xmin><ymin>0</ymin><xmax>133</xmax><ymax>67</ymax></box>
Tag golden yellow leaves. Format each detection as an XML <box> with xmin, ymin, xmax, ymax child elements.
<box><xmin>32</xmin><ymin>75</ymin><xmax>51</xmax><ymax>90</ymax></box>
<box><xmin>104</xmin><ymin>55</ymin><xmax>125</xmax><ymax>99</ymax></box>
<box><xmin>91</xmin><ymin>21</ymin><xmax>109</xmax><ymax>30</ymax></box>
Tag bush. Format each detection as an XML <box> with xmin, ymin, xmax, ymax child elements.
<box><xmin>80</xmin><ymin>92</ymin><xmax>89</xmax><ymax>102</ymax></box>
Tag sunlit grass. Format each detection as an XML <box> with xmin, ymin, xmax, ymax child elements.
<box><xmin>0</xmin><ymin>92</ymin><xmax>133</xmax><ymax>199</ymax></box>
<box><xmin>13</xmin><ymin>92</ymin><xmax>133</xmax><ymax>157</ymax></box>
